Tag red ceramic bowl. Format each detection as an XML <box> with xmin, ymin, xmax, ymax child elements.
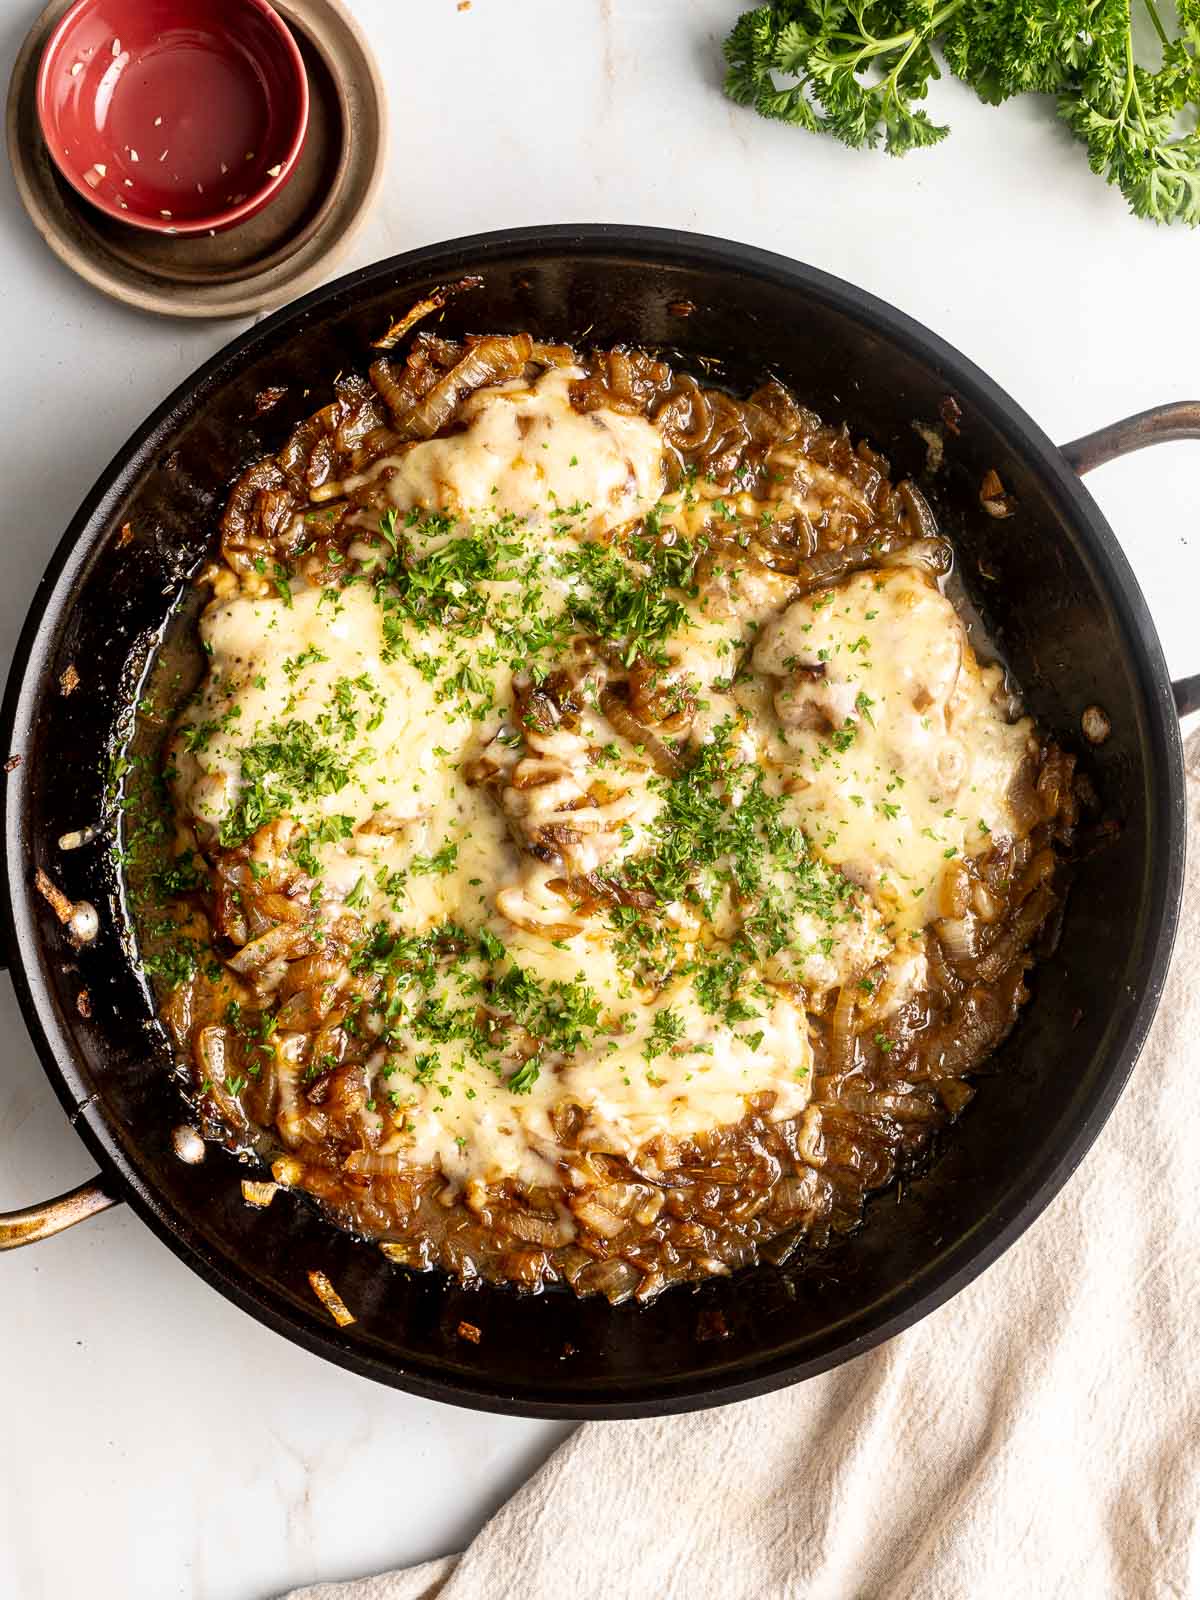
<box><xmin>36</xmin><ymin>0</ymin><xmax>309</xmax><ymax>236</ymax></box>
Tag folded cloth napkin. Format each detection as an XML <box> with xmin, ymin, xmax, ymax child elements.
<box><xmin>286</xmin><ymin>730</ymin><xmax>1200</xmax><ymax>1600</ymax></box>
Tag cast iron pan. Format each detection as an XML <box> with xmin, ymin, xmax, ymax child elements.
<box><xmin>1</xmin><ymin>227</ymin><xmax>1197</xmax><ymax>1418</ymax></box>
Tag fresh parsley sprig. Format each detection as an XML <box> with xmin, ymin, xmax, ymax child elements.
<box><xmin>723</xmin><ymin>0</ymin><xmax>1200</xmax><ymax>225</ymax></box>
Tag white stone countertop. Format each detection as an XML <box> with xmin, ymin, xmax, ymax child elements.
<box><xmin>1</xmin><ymin>2</ymin><xmax>1197</xmax><ymax>1596</ymax></box>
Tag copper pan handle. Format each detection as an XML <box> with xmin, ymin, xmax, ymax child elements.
<box><xmin>1059</xmin><ymin>401</ymin><xmax>1200</xmax><ymax>719</ymax></box>
<box><xmin>0</xmin><ymin>1176</ymin><xmax>120</xmax><ymax>1249</ymax></box>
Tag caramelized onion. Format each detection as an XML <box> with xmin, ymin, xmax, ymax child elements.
<box><xmin>929</xmin><ymin>986</ymin><xmax>1014</xmax><ymax>1075</ymax></box>
<box><xmin>500</xmin><ymin>1210</ymin><xmax>574</xmax><ymax>1247</ymax></box>
<box><xmin>194</xmin><ymin>1026</ymin><xmax>247</xmax><ymax>1130</ymax></box>
<box><xmin>344</xmin><ymin>1151</ymin><xmax>430</xmax><ymax>1181</ymax></box>
<box><xmin>368</xmin><ymin>347</ymin><xmax>437</xmax><ymax>424</ymax></box>
<box><xmin>897</xmin><ymin>480</ymin><xmax>940</xmax><ymax>541</ymax></box>
<box><xmin>570</xmin><ymin>1196</ymin><xmax>629</xmax><ymax>1239</ymax></box>
<box><xmin>527</xmin><ymin>341</ymin><xmax>578</xmax><ymax>368</ymax></box>
<box><xmin>936</xmin><ymin>915</ymin><xmax>980</xmax><ymax>965</ymax></box>
<box><xmin>655</xmin><ymin>377</ymin><xmax>713</xmax><ymax>451</ymax></box>
<box><xmin>826</xmin><ymin>982</ymin><xmax>858</xmax><ymax>1077</ymax></box>
<box><xmin>970</xmin><ymin>885</ymin><xmax>1057</xmax><ymax>984</ymax></box>
<box><xmin>308</xmin><ymin>1269</ymin><xmax>355</xmax><ymax>1327</ymax></box>
<box><xmin>370</xmin><ymin>277</ymin><xmax>484</xmax><ymax>350</ymax></box>
<box><xmin>227</xmin><ymin>923</ymin><xmax>313</xmax><ymax>978</ymax></box>
<box><xmin>400</xmin><ymin>334</ymin><xmax>533</xmax><ymax>440</ymax></box>
<box><xmin>220</xmin><ymin>459</ymin><xmax>286</xmax><ymax>549</ymax></box>
<box><xmin>599</xmin><ymin>687</ymin><xmax>681</xmax><ymax>776</ymax></box>
<box><xmin>1007</xmin><ymin>755</ymin><xmax>1042</xmax><ymax>833</ymax></box>
<box><xmin>790</xmin><ymin>534</ymin><xmax>904</xmax><ymax>593</ymax></box>
<box><xmin>878</xmin><ymin>536</ymin><xmax>953</xmax><ymax>576</ymax></box>
<box><xmin>573</xmin><ymin>1257</ymin><xmax>640</xmax><ymax>1304</ymax></box>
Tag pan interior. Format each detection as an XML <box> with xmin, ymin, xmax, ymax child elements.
<box><xmin>3</xmin><ymin>233</ymin><xmax>1180</xmax><ymax>1415</ymax></box>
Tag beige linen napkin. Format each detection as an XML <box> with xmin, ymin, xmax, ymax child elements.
<box><xmin>286</xmin><ymin>730</ymin><xmax>1200</xmax><ymax>1600</ymax></box>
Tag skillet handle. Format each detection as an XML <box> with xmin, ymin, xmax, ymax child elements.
<box><xmin>1060</xmin><ymin>401</ymin><xmax>1200</xmax><ymax>473</ymax></box>
<box><xmin>1060</xmin><ymin>401</ymin><xmax>1200</xmax><ymax>720</ymax></box>
<box><xmin>0</xmin><ymin>1176</ymin><xmax>120</xmax><ymax>1249</ymax></box>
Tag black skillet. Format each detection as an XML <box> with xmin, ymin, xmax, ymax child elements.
<box><xmin>2</xmin><ymin>227</ymin><xmax>1197</xmax><ymax>1419</ymax></box>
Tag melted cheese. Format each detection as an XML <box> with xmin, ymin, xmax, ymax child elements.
<box><xmin>350</xmin><ymin>366</ymin><xmax>665</xmax><ymax>537</ymax></box>
<box><xmin>752</xmin><ymin>567</ymin><xmax>1034</xmax><ymax>933</ymax></box>
<box><xmin>171</xmin><ymin>581</ymin><xmax>516</xmax><ymax>929</ymax></box>
<box><xmin>497</xmin><ymin>710</ymin><xmax>662</xmax><ymax>877</ymax></box>
<box><xmin>174</xmin><ymin>381</ymin><xmax>1033</xmax><ymax>1195</ymax></box>
<box><xmin>171</xmin><ymin>382</ymin><xmax>822</xmax><ymax>1189</ymax></box>
<box><xmin>381</xmin><ymin>934</ymin><xmax>812</xmax><ymax>1186</ymax></box>
<box><xmin>174</xmin><ymin>584</ymin><xmax>816</xmax><ymax>1188</ymax></box>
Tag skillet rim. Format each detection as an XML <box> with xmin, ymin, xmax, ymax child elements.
<box><xmin>0</xmin><ymin>224</ymin><xmax>1186</xmax><ymax>1418</ymax></box>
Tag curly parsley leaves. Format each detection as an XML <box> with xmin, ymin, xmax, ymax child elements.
<box><xmin>723</xmin><ymin>0</ymin><xmax>1200</xmax><ymax>225</ymax></box>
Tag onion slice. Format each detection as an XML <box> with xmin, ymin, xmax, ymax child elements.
<box><xmin>399</xmin><ymin>334</ymin><xmax>533</xmax><ymax>440</ymax></box>
<box><xmin>370</xmin><ymin>277</ymin><xmax>483</xmax><ymax>350</ymax></box>
<box><xmin>308</xmin><ymin>1269</ymin><xmax>355</xmax><ymax>1328</ymax></box>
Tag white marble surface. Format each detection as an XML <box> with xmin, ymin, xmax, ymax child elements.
<box><xmin>1</xmin><ymin>2</ymin><xmax>1197</xmax><ymax>1597</ymax></box>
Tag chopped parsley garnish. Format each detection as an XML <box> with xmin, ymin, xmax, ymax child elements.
<box><xmin>411</xmin><ymin>841</ymin><xmax>459</xmax><ymax>876</ymax></box>
<box><xmin>642</xmin><ymin>1007</ymin><xmax>685</xmax><ymax>1063</ymax></box>
<box><xmin>218</xmin><ymin>718</ymin><xmax>363</xmax><ymax>847</ymax></box>
<box><xmin>608</xmin><ymin>719</ymin><xmax>859</xmax><ymax>974</ymax></box>
<box><xmin>507</xmin><ymin>1060</ymin><xmax>540</xmax><ymax>1094</ymax></box>
<box><xmin>562</xmin><ymin>535</ymin><xmax>698</xmax><ymax>667</ymax></box>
